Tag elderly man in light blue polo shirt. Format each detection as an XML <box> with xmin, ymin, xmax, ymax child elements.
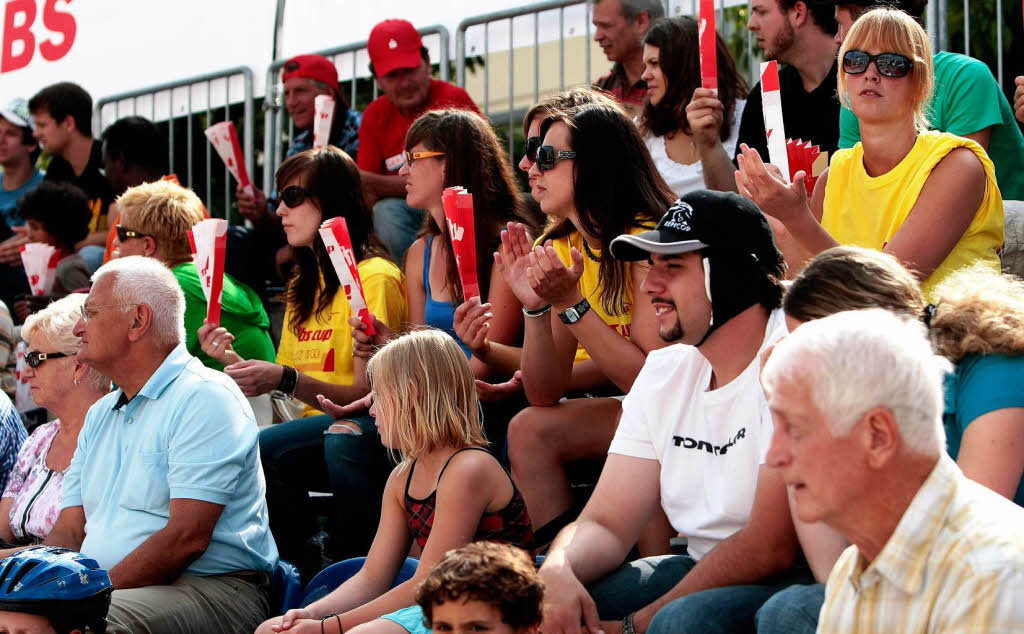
<box><xmin>0</xmin><ymin>255</ymin><xmax>278</xmax><ymax>634</ymax></box>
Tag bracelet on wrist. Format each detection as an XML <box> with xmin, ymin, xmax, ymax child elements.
<box><xmin>622</xmin><ymin>612</ymin><xmax>636</xmax><ymax>634</ymax></box>
<box><xmin>523</xmin><ymin>304</ymin><xmax>552</xmax><ymax>318</ymax></box>
<box><xmin>320</xmin><ymin>614</ymin><xmax>343</xmax><ymax>634</ymax></box>
<box><xmin>277</xmin><ymin>365</ymin><xmax>298</xmax><ymax>396</ymax></box>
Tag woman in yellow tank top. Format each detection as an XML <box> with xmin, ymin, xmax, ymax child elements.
<box><xmin>735</xmin><ymin>8</ymin><xmax>1002</xmax><ymax>299</ymax></box>
<box><xmin>494</xmin><ymin>102</ymin><xmax>674</xmax><ymax>540</ymax></box>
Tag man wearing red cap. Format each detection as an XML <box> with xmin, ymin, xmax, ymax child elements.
<box><xmin>234</xmin><ymin>54</ymin><xmax>362</xmax><ymax>292</ymax></box>
<box><xmin>359</xmin><ymin>18</ymin><xmax>479</xmax><ymax>265</ymax></box>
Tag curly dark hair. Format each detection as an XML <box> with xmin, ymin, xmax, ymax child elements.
<box><xmin>17</xmin><ymin>182</ymin><xmax>92</xmax><ymax>251</ymax></box>
<box><xmin>275</xmin><ymin>147</ymin><xmax>391</xmax><ymax>336</ymax></box>
<box><xmin>416</xmin><ymin>542</ymin><xmax>544</xmax><ymax>629</ymax></box>
<box><xmin>638</xmin><ymin>16</ymin><xmax>748</xmax><ymax>139</ymax></box>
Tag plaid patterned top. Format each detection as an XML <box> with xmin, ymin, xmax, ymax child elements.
<box><xmin>404</xmin><ymin>447</ymin><xmax>534</xmax><ymax>552</ymax></box>
<box><xmin>819</xmin><ymin>455</ymin><xmax>1024</xmax><ymax>633</ymax></box>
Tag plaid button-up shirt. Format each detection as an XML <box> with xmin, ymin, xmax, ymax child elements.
<box><xmin>819</xmin><ymin>455</ymin><xmax>1024</xmax><ymax>633</ymax></box>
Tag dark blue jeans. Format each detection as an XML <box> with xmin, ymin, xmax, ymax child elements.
<box><xmin>588</xmin><ymin>554</ymin><xmax>815</xmax><ymax>633</ymax></box>
<box><xmin>258</xmin><ymin>413</ymin><xmax>393</xmax><ymax>568</ymax></box>
<box><xmin>754</xmin><ymin>583</ymin><xmax>825</xmax><ymax>634</ymax></box>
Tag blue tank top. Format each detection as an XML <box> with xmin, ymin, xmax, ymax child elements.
<box><xmin>423</xmin><ymin>234</ymin><xmax>473</xmax><ymax>358</ymax></box>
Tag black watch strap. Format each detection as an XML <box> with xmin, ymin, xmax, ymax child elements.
<box><xmin>557</xmin><ymin>298</ymin><xmax>592</xmax><ymax>325</ymax></box>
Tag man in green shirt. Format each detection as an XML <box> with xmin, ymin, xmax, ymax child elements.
<box><xmin>112</xmin><ymin>180</ymin><xmax>275</xmax><ymax>371</ymax></box>
<box><xmin>834</xmin><ymin>0</ymin><xmax>1024</xmax><ymax>200</ymax></box>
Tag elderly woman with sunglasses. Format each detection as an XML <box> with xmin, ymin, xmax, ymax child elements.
<box><xmin>0</xmin><ymin>293</ymin><xmax>109</xmax><ymax>546</ymax></box>
<box><xmin>735</xmin><ymin>7</ymin><xmax>1002</xmax><ymax>298</ymax></box>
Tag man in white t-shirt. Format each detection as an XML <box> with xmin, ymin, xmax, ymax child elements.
<box><xmin>537</xmin><ymin>190</ymin><xmax>810</xmax><ymax>634</ymax></box>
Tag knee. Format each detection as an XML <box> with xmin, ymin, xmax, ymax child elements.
<box><xmin>648</xmin><ymin>595</ymin><xmax>717</xmax><ymax>634</ymax></box>
<box><xmin>756</xmin><ymin>585</ymin><xmax>823</xmax><ymax>633</ymax></box>
<box><xmin>324</xmin><ymin>418</ymin><xmax>387</xmax><ymax>465</ymax></box>
<box><xmin>507</xmin><ymin>406</ymin><xmax>557</xmax><ymax>466</ymax></box>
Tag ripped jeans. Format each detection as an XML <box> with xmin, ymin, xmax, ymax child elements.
<box><xmin>258</xmin><ymin>413</ymin><xmax>393</xmax><ymax>570</ymax></box>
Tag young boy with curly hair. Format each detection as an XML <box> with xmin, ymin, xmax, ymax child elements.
<box><xmin>416</xmin><ymin>542</ymin><xmax>543</xmax><ymax>634</ymax></box>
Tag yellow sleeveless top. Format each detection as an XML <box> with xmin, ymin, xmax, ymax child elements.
<box><xmin>822</xmin><ymin>131</ymin><xmax>1003</xmax><ymax>299</ymax></box>
<box><xmin>544</xmin><ymin>225</ymin><xmax>651</xmax><ymax>364</ymax></box>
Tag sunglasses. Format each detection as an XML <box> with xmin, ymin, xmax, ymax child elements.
<box><xmin>842</xmin><ymin>50</ymin><xmax>913</xmax><ymax>78</ymax></box>
<box><xmin>279</xmin><ymin>185</ymin><xmax>310</xmax><ymax>208</ymax></box>
<box><xmin>524</xmin><ymin>136</ymin><xmax>542</xmax><ymax>163</ymax></box>
<box><xmin>404</xmin><ymin>150</ymin><xmax>444</xmax><ymax>167</ymax></box>
<box><xmin>25</xmin><ymin>350</ymin><xmax>70</xmax><ymax>368</ymax></box>
<box><xmin>115</xmin><ymin>225</ymin><xmax>151</xmax><ymax>242</ymax></box>
<box><xmin>535</xmin><ymin>146</ymin><xmax>576</xmax><ymax>172</ymax></box>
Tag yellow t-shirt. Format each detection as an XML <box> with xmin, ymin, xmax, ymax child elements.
<box><xmin>822</xmin><ymin>131</ymin><xmax>1003</xmax><ymax>299</ymax></box>
<box><xmin>276</xmin><ymin>257</ymin><xmax>408</xmax><ymax>416</ymax></box>
<box><xmin>548</xmin><ymin>226</ymin><xmax>652</xmax><ymax>363</ymax></box>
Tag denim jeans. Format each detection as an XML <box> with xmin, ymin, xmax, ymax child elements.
<box><xmin>588</xmin><ymin>553</ymin><xmax>815</xmax><ymax>633</ymax></box>
<box><xmin>755</xmin><ymin>583</ymin><xmax>825</xmax><ymax>634</ymax></box>
<box><xmin>372</xmin><ymin>197</ymin><xmax>425</xmax><ymax>266</ymax></box>
<box><xmin>258</xmin><ymin>413</ymin><xmax>393</xmax><ymax>570</ymax></box>
<box><xmin>589</xmin><ymin>555</ymin><xmax>698</xmax><ymax>620</ymax></box>
<box><xmin>646</xmin><ymin>565</ymin><xmax>816</xmax><ymax>634</ymax></box>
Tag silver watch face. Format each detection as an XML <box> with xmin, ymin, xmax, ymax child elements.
<box><xmin>565</xmin><ymin>307</ymin><xmax>580</xmax><ymax>321</ymax></box>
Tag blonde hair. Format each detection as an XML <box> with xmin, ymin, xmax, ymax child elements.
<box><xmin>929</xmin><ymin>265</ymin><xmax>1024</xmax><ymax>362</ymax></box>
<box><xmin>838</xmin><ymin>7</ymin><xmax>934</xmax><ymax>133</ymax></box>
<box><xmin>367</xmin><ymin>329</ymin><xmax>486</xmax><ymax>462</ymax></box>
<box><xmin>22</xmin><ymin>293</ymin><xmax>110</xmax><ymax>393</ymax></box>
<box><xmin>117</xmin><ymin>180</ymin><xmax>206</xmax><ymax>264</ymax></box>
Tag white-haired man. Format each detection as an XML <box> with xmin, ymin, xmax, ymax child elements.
<box><xmin>0</xmin><ymin>256</ymin><xmax>278</xmax><ymax>633</ymax></box>
<box><xmin>763</xmin><ymin>309</ymin><xmax>1024</xmax><ymax>632</ymax></box>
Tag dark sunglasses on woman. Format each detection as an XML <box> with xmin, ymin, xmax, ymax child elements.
<box><xmin>25</xmin><ymin>350</ymin><xmax>71</xmax><ymax>368</ymax></box>
<box><xmin>535</xmin><ymin>146</ymin><xmax>577</xmax><ymax>172</ymax></box>
<box><xmin>842</xmin><ymin>50</ymin><xmax>913</xmax><ymax>78</ymax></box>
<box><xmin>279</xmin><ymin>185</ymin><xmax>310</xmax><ymax>208</ymax></box>
<box><xmin>524</xmin><ymin>136</ymin><xmax>542</xmax><ymax>163</ymax></box>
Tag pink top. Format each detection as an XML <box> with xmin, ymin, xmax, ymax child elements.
<box><xmin>2</xmin><ymin>421</ymin><xmax>67</xmax><ymax>543</ymax></box>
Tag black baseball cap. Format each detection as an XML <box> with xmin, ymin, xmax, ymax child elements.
<box><xmin>609</xmin><ymin>190</ymin><xmax>781</xmax><ymax>268</ymax></box>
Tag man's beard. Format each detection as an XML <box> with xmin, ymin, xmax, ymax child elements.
<box><xmin>659</xmin><ymin>317</ymin><xmax>683</xmax><ymax>343</ymax></box>
<box><xmin>763</xmin><ymin>21</ymin><xmax>796</xmax><ymax>61</ymax></box>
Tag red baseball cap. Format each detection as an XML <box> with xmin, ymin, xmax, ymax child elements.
<box><xmin>368</xmin><ymin>19</ymin><xmax>424</xmax><ymax>77</ymax></box>
<box><xmin>282</xmin><ymin>54</ymin><xmax>339</xmax><ymax>88</ymax></box>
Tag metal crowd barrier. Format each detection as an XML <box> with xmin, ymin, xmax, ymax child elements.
<box><xmin>262</xmin><ymin>25</ymin><xmax>450</xmax><ymax>188</ymax></box>
<box><xmin>455</xmin><ymin>0</ymin><xmax>754</xmax><ymax>161</ymax></box>
<box><xmin>92</xmin><ymin>67</ymin><xmax>254</xmax><ymax>220</ymax></box>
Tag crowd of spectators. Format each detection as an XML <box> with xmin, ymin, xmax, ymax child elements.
<box><xmin>0</xmin><ymin>1</ymin><xmax>1022</xmax><ymax>632</ymax></box>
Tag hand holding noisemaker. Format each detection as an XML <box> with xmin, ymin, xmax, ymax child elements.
<box><xmin>699</xmin><ymin>0</ymin><xmax>718</xmax><ymax>92</ymax></box>
<box><xmin>441</xmin><ymin>187</ymin><xmax>480</xmax><ymax>301</ymax></box>
<box><xmin>319</xmin><ymin>217</ymin><xmax>375</xmax><ymax>335</ymax></box>
<box><xmin>187</xmin><ymin>219</ymin><xmax>228</xmax><ymax>326</ymax></box>
<box><xmin>204</xmin><ymin>121</ymin><xmax>251</xmax><ymax>189</ymax></box>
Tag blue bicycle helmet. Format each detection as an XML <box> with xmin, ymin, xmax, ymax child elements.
<box><xmin>0</xmin><ymin>546</ymin><xmax>112</xmax><ymax>634</ymax></box>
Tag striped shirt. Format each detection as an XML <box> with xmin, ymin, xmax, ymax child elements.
<box><xmin>819</xmin><ymin>455</ymin><xmax>1024</xmax><ymax>633</ymax></box>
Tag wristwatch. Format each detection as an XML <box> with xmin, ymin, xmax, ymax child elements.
<box><xmin>557</xmin><ymin>298</ymin><xmax>591</xmax><ymax>325</ymax></box>
<box><xmin>622</xmin><ymin>612</ymin><xmax>636</xmax><ymax>634</ymax></box>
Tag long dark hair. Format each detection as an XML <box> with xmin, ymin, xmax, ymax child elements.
<box><xmin>538</xmin><ymin>103</ymin><xmax>675</xmax><ymax>316</ymax></box>
<box><xmin>405</xmin><ymin>108</ymin><xmax>530</xmax><ymax>303</ymax></box>
<box><xmin>638</xmin><ymin>16</ymin><xmax>747</xmax><ymax>140</ymax></box>
<box><xmin>275</xmin><ymin>147</ymin><xmax>390</xmax><ymax>336</ymax></box>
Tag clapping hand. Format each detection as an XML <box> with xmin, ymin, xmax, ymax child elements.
<box><xmin>495</xmin><ymin>223</ymin><xmax>546</xmax><ymax>311</ymax></box>
<box><xmin>525</xmin><ymin>241</ymin><xmax>585</xmax><ymax>311</ymax></box>
<box><xmin>734</xmin><ymin>144</ymin><xmax>809</xmax><ymax>225</ymax></box>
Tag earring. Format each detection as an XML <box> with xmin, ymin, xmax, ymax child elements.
<box><xmin>73</xmin><ymin>378</ymin><xmax>80</xmax><ymax>386</ymax></box>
